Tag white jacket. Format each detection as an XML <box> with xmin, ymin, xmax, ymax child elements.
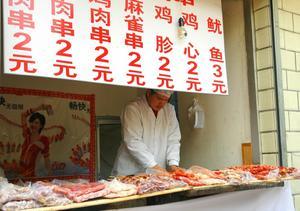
<box><xmin>112</xmin><ymin>96</ymin><xmax>181</xmax><ymax>176</ymax></box>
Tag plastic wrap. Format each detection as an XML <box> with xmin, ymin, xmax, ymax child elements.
<box><xmin>279</xmin><ymin>167</ymin><xmax>300</xmax><ymax>179</ymax></box>
<box><xmin>136</xmin><ymin>176</ymin><xmax>170</xmax><ymax>194</ymax></box>
<box><xmin>1</xmin><ymin>200</ymin><xmax>41</xmax><ymax>211</ymax></box>
<box><xmin>155</xmin><ymin>175</ymin><xmax>187</xmax><ymax>189</ymax></box>
<box><xmin>266</xmin><ymin>168</ymin><xmax>280</xmax><ymax>180</ymax></box>
<box><xmin>171</xmin><ymin>169</ymin><xmax>205</xmax><ymax>186</ymax></box>
<box><xmin>53</xmin><ymin>182</ymin><xmax>106</xmax><ymax>200</ymax></box>
<box><xmin>104</xmin><ymin>179</ymin><xmax>137</xmax><ymax>198</ymax></box>
<box><xmin>189</xmin><ymin>166</ymin><xmax>224</xmax><ymax>179</ymax></box>
<box><xmin>32</xmin><ymin>181</ymin><xmax>72</xmax><ymax>206</ymax></box>
<box><xmin>72</xmin><ymin>187</ymin><xmax>110</xmax><ymax>202</ymax></box>
<box><xmin>0</xmin><ymin>183</ymin><xmax>35</xmax><ymax>205</ymax></box>
<box><xmin>214</xmin><ymin>169</ymin><xmax>257</xmax><ymax>185</ymax></box>
<box><xmin>120</xmin><ymin>174</ymin><xmax>186</xmax><ymax>194</ymax></box>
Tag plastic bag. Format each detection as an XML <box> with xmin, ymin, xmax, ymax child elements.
<box><xmin>0</xmin><ymin>183</ymin><xmax>35</xmax><ymax>205</ymax></box>
<box><xmin>266</xmin><ymin>168</ymin><xmax>280</xmax><ymax>180</ymax></box>
<box><xmin>188</xmin><ymin>98</ymin><xmax>205</xmax><ymax>129</ymax></box>
<box><xmin>189</xmin><ymin>166</ymin><xmax>225</xmax><ymax>179</ymax></box>
<box><xmin>103</xmin><ymin>179</ymin><xmax>137</xmax><ymax>198</ymax></box>
<box><xmin>2</xmin><ymin>200</ymin><xmax>41</xmax><ymax>211</ymax></box>
<box><xmin>32</xmin><ymin>181</ymin><xmax>72</xmax><ymax>206</ymax></box>
<box><xmin>216</xmin><ymin>169</ymin><xmax>257</xmax><ymax>185</ymax></box>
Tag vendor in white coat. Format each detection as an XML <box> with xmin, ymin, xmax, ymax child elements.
<box><xmin>112</xmin><ymin>89</ymin><xmax>181</xmax><ymax>176</ymax></box>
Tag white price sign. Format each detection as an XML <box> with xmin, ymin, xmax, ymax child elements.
<box><xmin>3</xmin><ymin>0</ymin><xmax>228</xmax><ymax>95</ymax></box>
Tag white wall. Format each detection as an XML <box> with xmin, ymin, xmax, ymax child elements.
<box><xmin>179</xmin><ymin>0</ymin><xmax>252</xmax><ymax>170</ymax></box>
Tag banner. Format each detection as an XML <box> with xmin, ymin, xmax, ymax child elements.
<box><xmin>3</xmin><ymin>0</ymin><xmax>228</xmax><ymax>95</ymax></box>
<box><xmin>0</xmin><ymin>87</ymin><xmax>96</xmax><ymax>181</ymax></box>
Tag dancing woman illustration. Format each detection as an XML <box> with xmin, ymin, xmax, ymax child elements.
<box><xmin>0</xmin><ymin>104</ymin><xmax>65</xmax><ymax>178</ymax></box>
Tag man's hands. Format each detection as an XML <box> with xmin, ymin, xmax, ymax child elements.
<box><xmin>150</xmin><ymin>164</ymin><xmax>169</xmax><ymax>174</ymax></box>
<box><xmin>148</xmin><ymin>164</ymin><xmax>183</xmax><ymax>174</ymax></box>
<box><xmin>168</xmin><ymin>165</ymin><xmax>183</xmax><ymax>172</ymax></box>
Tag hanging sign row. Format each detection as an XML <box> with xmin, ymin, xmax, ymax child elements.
<box><xmin>3</xmin><ymin>0</ymin><xmax>228</xmax><ymax>95</ymax></box>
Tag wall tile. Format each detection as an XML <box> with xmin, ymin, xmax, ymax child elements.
<box><xmin>258</xmin><ymin>90</ymin><xmax>275</xmax><ymax>110</ymax></box>
<box><xmin>287</xmin><ymin>132</ymin><xmax>300</xmax><ymax>152</ymax></box>
<box><xmin>261</xmin><ymin>132</ymin><xmax>278</xmax><ymax>153</ymax></box>
<box><xmin>281</xmin><ymin>49</ymin><xmax>296</xmax><ymax>70</ymax></box>
<box><xmin>256</xmin><ymin>48</ymin><xmax>273</xmax><ymax>69</ymax></box>
<box><xmin>285</xmin><ymin>31</ymin><xmax>300</xmax><ymax>52</ymax></box>
<box><xmin>257</xmin><ymin>69</ymin><xmax>274</xmax><ymax>90</ymax></box>
<box><xmin>256</xmin><ymin>28</ymin><xmax>271</xmax><ymax>49</ymax></box>
<box><xmin>278</xmin><ymin>10</ymin><xmax>293</xmax><ymax>31</ymax></box>
<box><xmin>287</xmin><ymin>71</ymin><xmax>300</xmax><ymax>91</ymax></box>
<box><xmin>294</xmin><ymin>14</ymin><xmax>300</xmax><ymax>33</ymax></box>
<box><xmin>284</xmin><ymin>90</ymin><xmax>299</xmax><ymax>110</ymax></box>
<box><xmin>262</xmin><ymin>153</ymin><xmax>278</xmax><ymax>166</ymax></box>
<box><xmin>283</xmin><ymin>0</ymin><xmax>300</xmax><ymax>15</ymax></box>
<box><xmin>253</xmin><ymin>0</ymin><xmax>269</xmax><ymax>11</ymax></box>
<box><xmin>259</xmin><ymin>111</ymin><xmax>277</xmax><ymax>131</ymax></box>
<box><xmin>289</xmin><ymin>112</ymin><xmax>300</xmax><ymax>130</ymax></box>
<box><xmin>254</xmin><ymin>7</ymin><xmax>270</xmax><ymax>30</ymax></box>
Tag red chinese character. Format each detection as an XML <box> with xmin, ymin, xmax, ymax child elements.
<box><xmin>89</xmin><ymin>0</ymin><xmax>111</xmax><ymax>8</ymax></box>
<box><xmin>127</xmin><ymin>70</ymin><xmax>146</xmax><ymax>86</ymax></box>
<box><xmin>207</xmin><ymin>18</ymin><xmax>222</xmax><ymax>34</ymax></box>
<box><xmin>51</xmin><ymin>19</ymin><xmax>74</xmax><ymax>37</ymax></box>
<box><xmin>125</xmin><ymin>0</ymin><xmax>144</xmax><ymax>15</ymax></box>
<box><xmin>186</xmin><ymin>77</ymin><xmax>202</xmax><ymax>91</ymax></box>
<box><xmin>52</xmin><ymin>0</ymin><xmax>74</xmax><ymax>19</ymax></box>
<box><xmin>212</xmin><ymin>80</ymin><xmax>227</xmax><ymax>94</ymax></box>
<box><xmin>184</xmin><ymin>43</ymin><xmax>199</xmax><ymax>59</ymax></box>
<box><xmin>187</xmin><ymin>61</ymin><xmax>198</xmax><ymax>75</ymax></box>
<box><xmin>91</xmin><ymin>26</ymin><xmax>111</xmax><ymax>43</ymax></box>
<box><xmin>9</xmin><ymin>0</ymin><xmax>34</xmax><ymax>10</ymax></box>
<box><xmin>125</xmin><ymin>15</ymin><xmax>143</xmax><ymax>33</ymax></box>
<box><xmin>213</xmin><ymin>64</ymin><xmax>222</xmax><ymax>77</ymax></box>
<box><xmin>91</xmin><ymin>8</ymin><xmax>110</xmax><ymax>26</ymax></box>
<box><xmin>172</xmin><ymin>0</ymin><xmax>194</xmax><ymax>6</ymax></box>
<box><xmin>182</xmin><ymin>12</ymin><xmax>198</xmax><ymax>30</ymax></box>
<box><xmin>93</xmin><ymin>65</ymin><xmax>114</xmax><ymax>82</ymax></box>
<box><xmin>181</xmin><ymin>0</ymin><xmax>195</xmax><ymax>6</ymax></box>
<box><xmin>53</xmin><ymin>59</ymin><xmax>77</xmax><ymax>78</ymax></box>
<box><xmin>155</xmin><ymin>6</ymin><xmax>172</xmax><ymax>24</ymax></box>
<box><xmin>156</xmin><ymin>36</ymin><xmax>173</xmax><ymax>54</ymax></box>
<box><xmin>8</xmin><ymin>10</ymin><xmax>35</xmax><ymax>30</ymax></box>
<box><xmin>210</xmin><ymin>47</ymin><xmax>224</xmax><ymax>63</ymax></box>
<box><xmin>157</xmin><ymin>73</ymin><xmax>174</xmax><ymax>89</ymax></box>
<box><xmin>9</xmin><ymin>54</ymin><xmax>37</xmax><ymax>73</ymax></box>
<box><xmin>125</xmin><ymin>33</ymin><xmax>143</xmax><ymax>49</ymax></box>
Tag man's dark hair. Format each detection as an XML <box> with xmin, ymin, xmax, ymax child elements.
<box><xmin>29</xmin><ymin>112</ymin><xmax>46</xmax><ymax>133</ymax></box>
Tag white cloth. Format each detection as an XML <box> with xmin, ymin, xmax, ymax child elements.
<box><xmin>113</xmin><ymin>182</ymin><xmax>294</xmax><ymax>211</ymax></box>
<box><xmin>112</xmin><ymin>96</ymin><xmax>181</xmax><ymax>176</ymax></box>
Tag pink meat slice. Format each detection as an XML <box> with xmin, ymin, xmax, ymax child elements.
<box><xmin>53</xmin><ymin>183</ymin><xmax>106</xmax><ymax>200</ymax></box>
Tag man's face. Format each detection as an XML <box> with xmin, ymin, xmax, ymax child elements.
<box><xmin>146</xmin><ymin>91</ymin><xmax>170</xmax><ymax>112</ymax></box>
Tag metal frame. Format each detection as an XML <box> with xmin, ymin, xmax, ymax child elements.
<box><xmin>95</xmin><ymin>115</ymin><xmax>121</xmax><ymax>179</ymax></box>
<box><xmin>244</xmin><ymin>0</ymin><xmax>261</xmax><ymax>164</ymax></box>
<box><xmin>270</xmin><ymin>0</ymin><xmax>287</xmax><ymax>166</ymax></box>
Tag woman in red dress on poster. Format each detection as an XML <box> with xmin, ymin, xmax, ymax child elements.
<box><xmin>19</xmin><ymin>104</ymin><xmax>58</xmax><ymax>178</ymax></box>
